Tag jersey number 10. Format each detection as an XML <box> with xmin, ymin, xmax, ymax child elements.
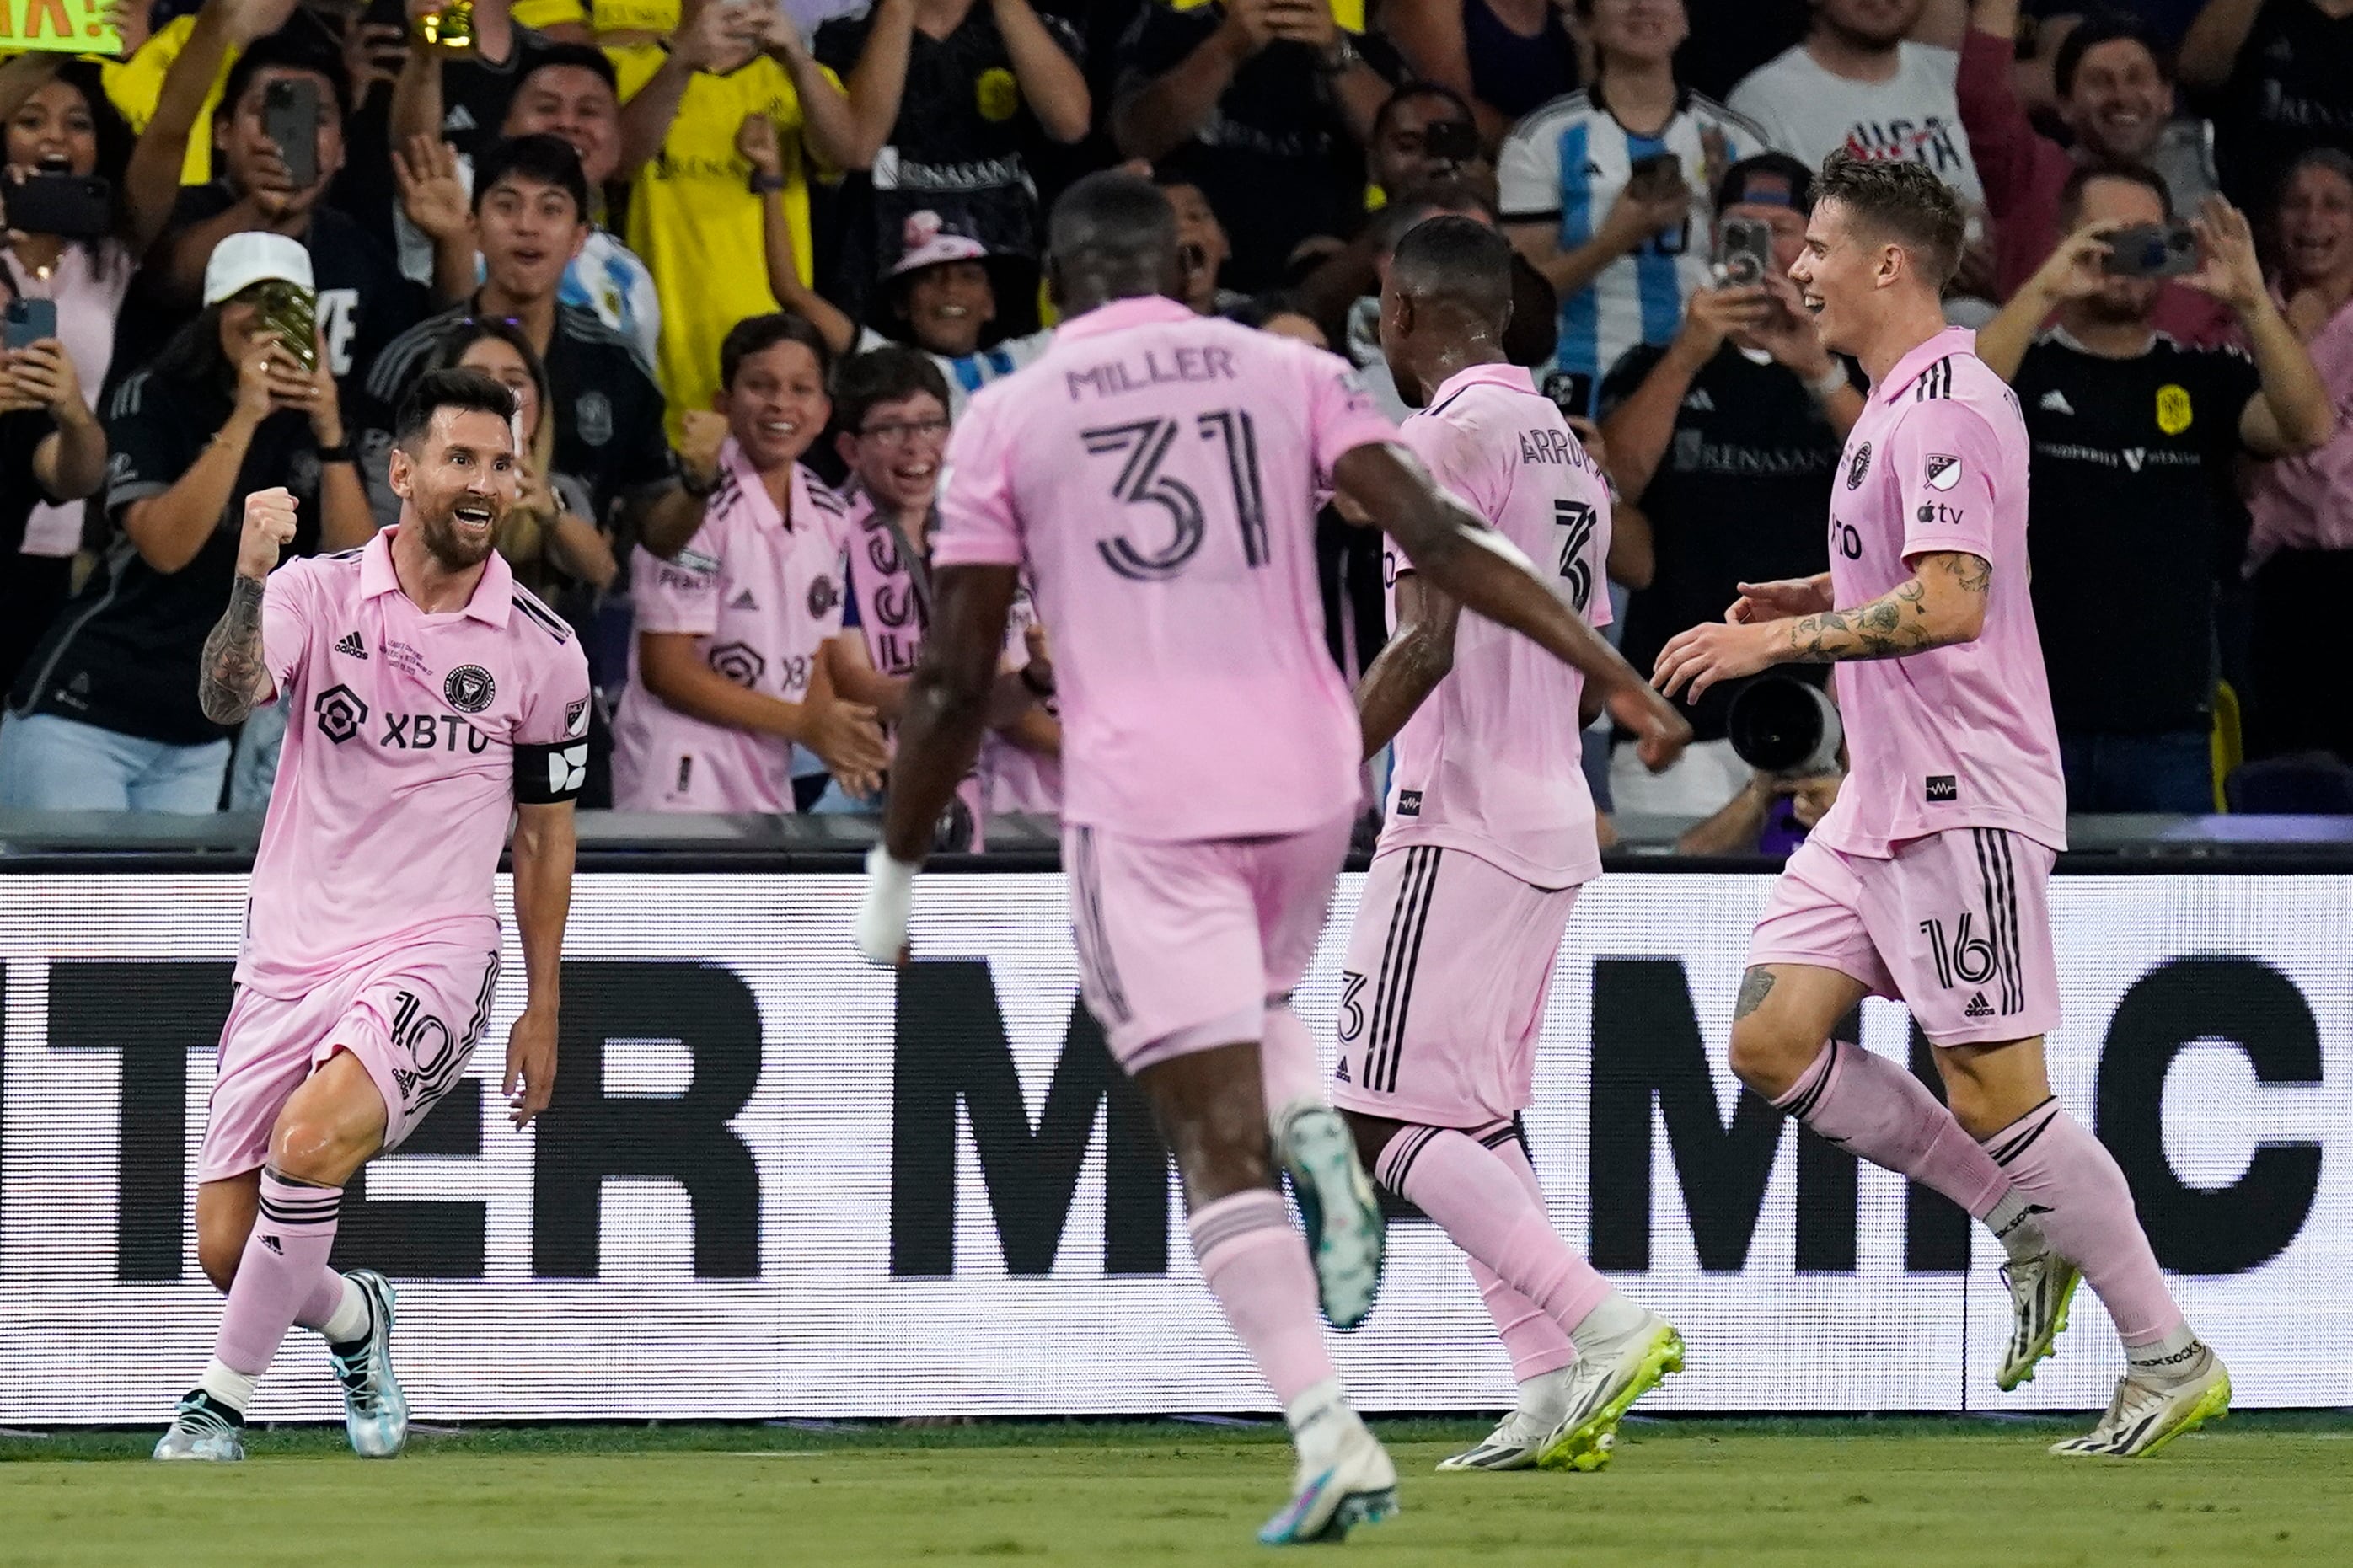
<box><xmin>1084</xmin><ymin>411</ymin><xmax>1270</xmax><ymax>582</ymax></box>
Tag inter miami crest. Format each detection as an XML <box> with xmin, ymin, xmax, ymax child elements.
<box><xmin>444</xmin><ymin>665</ymin><xmax>496</xmax><ymax>714</ymax></box>
<box><xmin>1846</xmin><ymin>441</ymin><xmax>1873</xmax><ymax>490</ymax></box>
<box><xmin>807</xmin><ymin>575</ymin><xmax>840</xmax><ymax>618</ymax></box>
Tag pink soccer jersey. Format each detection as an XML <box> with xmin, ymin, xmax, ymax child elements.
<box><xmin>1811</xmin><ymin>327</ymin><xmax>2067</xmax><ymax>857</ymax></box>
<box><xmin>609</xmin><ymin>441</ymin><xmax>853</xmax><ymax>812</ymax></box>
<box><xmin>240</xmin><ymin>529</ymin><xmax>592</xmax><ymax>996</ymax></box>
<box><xmin>1377</xmin><ymin>363</ymin><xmax>1612</xmax><ymax>888</ymax></box>
<box><xmin>932</xmin><ymin>294</ymin><xmax>1396</xmax><ymax>842</ymax></box>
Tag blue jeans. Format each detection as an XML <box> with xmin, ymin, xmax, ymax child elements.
<box><xmin>0</xmin><ymin>711</ymin><xmax>231</xmax><ymax>813</ymax></box>
<box><xmin>2057</xmin><ymin>729</ymin><xmax>2212</xmax><ymax>814</ymax></box>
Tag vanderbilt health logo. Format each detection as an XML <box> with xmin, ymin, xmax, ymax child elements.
<box><xmin>445</xmin><ymin>666</ymin><xmax>496</xmax><ymax>714</ymax></box>
<box><xmin>314</xmin><ymin>683</ymin><xmax>370</xmax><ymax>744</ymax></box>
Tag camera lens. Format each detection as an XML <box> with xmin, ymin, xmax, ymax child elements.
<box><xmin>1729</xmin><ymin>677</ymin><xmax>1842</xmax><ymax>775</ymax></box>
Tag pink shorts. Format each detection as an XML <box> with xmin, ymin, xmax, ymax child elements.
<box><xmin>1063</xmin><ymin>815</ymin><xmax>1352</xmax><ymax>1072</ymax></box>
<box><xmin>198</xmin><ymin>942</ymin><xmax>502</xmax><ymax>1182</ymax></box>
<box><xmin>1330</xmin><ymin>846</ymin><xmax>1580</xmax><ymax>1128</ymax></box>
<box><xmin>1750</xmin><ymin>828</ymin><xmax>2061</xmax><ymax>1046</ymax></box>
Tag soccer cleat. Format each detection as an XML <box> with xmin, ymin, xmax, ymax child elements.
<box><xmin>2049</xmin><ymin>1347</ymin><xmax>2231</xmax><ymax>1459</ymax></box>
<box><xmin>1435</xmin><ymin>1408</ymin><xmax>1557</xmax><ymax>1473</ymax></box>
<box><xmin>153</xmin><ymin>1389</ymin><xmax>245</xmax><ymax>1462</ymax></box>
<box><xmin>327</xmin><ymin>1269</ymin><xmax>409</xmax><ymax>1458</ymax></box>
<box><xmin>1257</xmin><ymin>1425</ymin><xmax>1400</xmax><ymax>1545</ymax></box>
<box><xmin>1534</xmin><ymin>1315</ymin><xmax>1684</xmax><ymax>1473</ymax></box>
<box><xmin>1996</xmin><ymin>1250</ymin><xmax>2080</xmax><ymax>1391</ymax></box>
<box><xmin>1277</xmin><ymin>1105</ymin><xmax>1386</xmax><ymax>1330</ymax></box>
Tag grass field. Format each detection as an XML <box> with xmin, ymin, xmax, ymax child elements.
<box><xmin>5</xmin><ymin>1415</ymin><xmax>2349</xmax><ymax>1565</ymax></box>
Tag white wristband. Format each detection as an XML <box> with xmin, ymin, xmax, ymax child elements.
<box><xmin>855</xmin><ymin>843</ymin><xmax>920</xmax><ymax>965</ymax></box>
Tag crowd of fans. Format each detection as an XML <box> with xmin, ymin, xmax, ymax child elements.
<box><xmin>0</xmin><ymin>0</ymin><xmax>2346</xmax><ymax>834</ymax></box>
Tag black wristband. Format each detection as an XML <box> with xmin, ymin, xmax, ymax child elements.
<box><xmin>1020</xmin><ymin>662</ymin><xmax>1055</xmax><ymax>699</ymax></box>
<box><xmin>680</xmin><ymin>466</ymin><xmax>722</xmax><ymax>500</ymax></box>
<box><xmin>315</xmin><ymin>440</ymin><xmax>355</xmax><ymax>464</ymax></box>
<box><xmin>748</xmin><ymin>169</ymin><xmax>786</xmax><ymax>195</ymax></box>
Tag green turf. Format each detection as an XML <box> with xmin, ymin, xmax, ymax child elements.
<box><xmin>4</xmin><ymin>1415</ymin><xmax>2348</xmax><ymax>1565</ymax></box>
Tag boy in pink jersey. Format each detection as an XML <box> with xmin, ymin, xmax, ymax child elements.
<box><xmin>854</xmin><ymin>174</ymin><xmax>1687</xmax><ymax>1546</ymax></box>
<box><xmin>1332</xmin><ymin>218</ymin><xmax>1688</xmax><ymax>1477</ymax></box>
<box><xmin>156</xmin><ymin>371</ymin><xmax>590</xmax><ymax>1464</ymax></box>
<box><xmin>821</xmin><ymin>346</ymin><xmax>1060</xmax><ymax>841</ymax></box>
<box><xmin>610</xmin><ymin>316</ymin><xmax>888</xmax><ymax>813</ymax></box>
<box><xmin>1654</xmin><ymin>154</ymin><xmax>2227</xmax><ymax>1458</ymax></box>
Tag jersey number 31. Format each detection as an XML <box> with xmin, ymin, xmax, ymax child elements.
<box><xmin>1084</xmin><ymin>412</ymin><xmax>1269</xmax><ymax>582</ymax></box>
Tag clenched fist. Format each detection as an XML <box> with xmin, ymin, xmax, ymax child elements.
<box><xmin>239</xmin><ymin>486</ymin><xmax>299</xmax><ymax>582</ymax></box>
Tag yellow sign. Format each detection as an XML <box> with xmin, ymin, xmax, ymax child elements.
<box><xmin>1165</xmin><ymin>0</ymin><xmax>1364</xmax><ymax>30</ymax></box>
<box><xmin>0</xmin><ymin>0</ymin><xmax>119</xmax><ymax>52</ymax></box>
<box><xmin>2156</xmin><ymin>383</ymin><xmax>2193</xmax><ymax>436</ymax></box>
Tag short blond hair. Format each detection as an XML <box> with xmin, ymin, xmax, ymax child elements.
<box><xmin>1814</xmin><ymin>152</ymin><xmax>1967</xmax><ymax>289</ymax></box>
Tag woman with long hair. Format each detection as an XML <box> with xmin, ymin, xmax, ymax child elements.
<box><xmin>2246</xmin><ymin>148</ymin><xmax>2353</xmax><ymax>761</ymax></box>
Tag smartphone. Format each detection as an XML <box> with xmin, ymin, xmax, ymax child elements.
<box><xmin>1715</xmin><ymin>215</ymin><xmax>1775</xmax><ymax>288</ymax></box>
<box><xmin>5</xmin><ymin>173</ymin><xmax>113</xmax><ymax>241</ymax></box>
<box><xmin>255</xmin><ymin>280</ymin><xmax>319</xmax><ymax>374</ymax></box>
<box><xmin>263</xmin><ymin>78</ymin><xmax>320</xmax><ymax>190</ymax></box>
<box><xmin>1420</xmin><ymin>119</ymin><xmax>1482</xmax><ymax>168</ymax></box>
<box><xmin>2103</xmin><ymin>223</ymin><xmax>2198</xmax><ymax>279</ymax></box>
<box><xmin>1627</xmin><ymin>152</ymin><xmax>1684</xmax><ymax>195</ymax></box>
<box><xmin>415</xmin><ymin>0</ymin><xmax>475</xmax><ymax>50</ymax></box>
<box><xmin>3</xmin><ymin>297</ymin><xmax>58</xmax><ymax>351</ymax></box>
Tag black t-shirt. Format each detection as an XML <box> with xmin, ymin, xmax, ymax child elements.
<box><xmin>9</xmin><ymin>368</ymin><xmax>326</xmax><ymax>746</ymax></box>
<box><xmin>356</xmin><ymin>299</ymin><xmax>675</xmax><ymax>527</ymax></box>
<box><xmin>1113</xmin><ymin>7</ymin><xmax>1372</xmax><ymax>292</ymax></box>
<box><xmin>2211</xmin><ymin>0</ymin><xmax>2353</xmax><ymax>211</ymax></box>
<box><xmin>2012</xmin><ymin>330</ymin><xmax>2261</xmax><ymax>735</ymax></box>
<box><xmin>0</xmin><ymin>408</ymin><xmax>60</xmax><ymax>557</ymax></box>
<box><xmin>1600</xmin><ymin>342</ymin><xmax>1841</xmax><ymax>741</ymax></box>
<box><xmin>0</xmin><ymin>409</ymin><xmax>71</xmax><ymax>696</ymax></box>
<box><xmin>817</xmin><ymin>8</ymin><xmax>1084</xmax><ymax>316</ymax></box>
<box><xmin>113</xmin><ymin>190</ymin><xmax>425</xmax><ymax>404</ymax></box>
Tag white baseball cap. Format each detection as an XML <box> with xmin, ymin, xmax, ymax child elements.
<box><xmin>202</xmin><ymin>231</ymin><xmax>314</xmax><ymax>306</ymax></box>
<box><xmin>887</xmin><ymin>210</ymin><xmax>992</xmax><ymax>280</ymax></box>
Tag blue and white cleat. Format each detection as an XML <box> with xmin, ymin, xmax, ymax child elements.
<box><xmin>153</xmin><ymin>1390</ymin><xmax>245</xmax><ymax>1461</ymax></box>
<box><xmin>327</xmin><ymin>1269</ymin><xmax>409</xmax><ymax>1458</ymax></box>
<box><xmin>1278</xmin><ymin>1105</ymin><xmax>1386</xmax><ymax>1330</ymax></box>
<box><xmin>1257</xmin><ymin>1426</ymin><xmax>1399</xmax><ymax>1546</ymax></box>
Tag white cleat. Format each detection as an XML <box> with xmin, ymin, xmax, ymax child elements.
<box><xmin>153</xmin><ymin>1390</ymin><xmax>245</xmax><ymax>1462</ymax></box>
<box><xmin>1276</xmin><ymin>1105</ymin><xmax>1386</xmax><ymax>1330</ymax></box>
<box><xmin>2050</xmin><ymin>1346</ymin><xmax>2231</xmax><ymax>1458</ymax></box>
<box><xmin>1435</xmin><ymin>1407</ymin><xmax>1556</xmax><ymax>1473</ymax></box>
<box><xmin>1257</xmin><ymin>1423</ymin><xmax>1400</xmax><ymax>1546</ymax></box>
<box><xmin>1997</xmin><ymin>1249</ymin><xmax>2080</xmax><ymax>1391</ymax></box>
<box><xmin>327</xmin><ymin>1269</ymin><xmax>409</xmax><ymax>1458</ymax></box>
<box><xmin>1535</xmin><ymin>1315</ymin><xmax>1684</xmax><ymax>1473</ymax></box>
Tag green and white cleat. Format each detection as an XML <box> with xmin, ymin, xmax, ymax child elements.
<box><xmin>1534</xmin><ymin>1316</ymin><xmax>1682</xmax><ymax>1473</ymax></box>
<box><xmin>1435</xmin><ymin>1408</ymin><xmax>1553</xmax><ymax>1473</ymax></box>
<box><xmin>1276</xmin><ymin>1104</ymin><xmax>1386</xmax><ymax>1330</ymax></box>
<box><xmin>2050</xmin><ymin>1346</ymin><xmax>2230</xmax><ymax>1458</ymax></box>
<box><xmin>1997</xmin><ymin>1249</ymin><xmax>2080</xmax><ymax>1392</ymax></box>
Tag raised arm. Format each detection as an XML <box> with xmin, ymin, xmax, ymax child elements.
<box><xmin>618</xmin><ymin>0</ymin><xmax>747</xmax><ymax>179</ymax></box>
<box><xmin>121</xmin><ymin>0</ymin><xmax>280</xmax><ymax>258</ymax></box>
<box><xmin>1332</xmin><ymin>441</ymin><xmax>1691</xmax><ymax>768</ymax></box>
<box><xmin>4</xmin><ymin>340</ymin><xmax>106</xmax><ymax>500</ymax></box>
<box><xmin>740</xmin><ymin>113</ymin><xmax>858</xmax><ymax>355</ymax></box>
<box><xmin>765</xmin><ymin>8</ymin><xmax>865</xmax><ymax>170</ymax></box>
<box><xmin>1112</xmin><ymin>6</ymin><xmax>1260</xmax><ymax>162</ymax></box>
<box><xmin>502</xmin><ymin>797</ymin><xmax>576</xmax><ymax>1128</ymax></box>
<box><xmin>2176</xmin><ymin>195</ymin><xmax>2336</xmax><ymax>456</ymax></box>
<box><xmin>2178</xmin><ymin>0</ymin><xmax>2264</xmax><ymax>94</ymax></box>
<box><xmin>992</xmin><ymin>0</ymin><xmax>1090</xmax><ymax>145</ymax></box>
<box><xmin>197</xmin><ymin>487</ymin><xmax>297</xmax><ymax>725</ymax></box>
<box><xmin>1354</xmin><ymin>568</ymin><xmax>1460</xmax><ymax>759</ymax></box>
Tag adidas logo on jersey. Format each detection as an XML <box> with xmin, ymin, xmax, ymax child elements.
<box><xmin>335</xmin><ymin>632</ymin><xmax>367</xmax><ymax>659</ymax></box>
<box><xmin>2039</xmin><ymin>389</ymin><xmax>2074</xmax><ymax>415</ymax></box>
<box><xmin>730</xmin><ymin>588</ymin><xmax>758</xmax><ymax>610</ymax></box>
<box><xmin>1334</xmin><ymin>1057</ymin><xmax>1351</xmax><ymax>1084</ymax></box>
<box><xmin>261</xmin><ymin>1235</ymin><xmax>283</xmax><ymax>1255</ymax></box>
<box><xmin>445</xmin><ymin>104</ymin><xmax>477</xmax><ymax>131</ymax></box>
<box><xmin>1681</xmin><ymin>388</ymin><xmax>1716</xmax><ymax>412</ymax></box>
<box><xmin>1964</xmin><ymin>993</ymin><xmax>1994</xmax><ymax>1019</ymax></box>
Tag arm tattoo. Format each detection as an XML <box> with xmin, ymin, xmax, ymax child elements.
<box><xmin>1783</xmin><ymin>554</ymin><xmax>1990</xmax><ymax>664</ymax></box>
<box><xmin>197</xmin><ymin>575</ymin><xmax>268</xmax><ymax>725</ymax></box>
<box><xmin>1734</xmin><ymin>967</ymin><xmax>1777</xmax><ymax>1022</ymax></box>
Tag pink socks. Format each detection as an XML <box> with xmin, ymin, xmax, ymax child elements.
<box><xmin>1187</xmin><ymin>1188</ymin><xmax>1336</xmax><ymax>1404</ymax></box>
<box><xmin>215</xmin><ymin>1171</ymin><xmax>344</xmax><ymax>1383</ymax></box>
<box><xmin>1774</xmin><ymin>1041</ymin><xmax>2007</xmax><ymax>1219</ymax></box>
<box><xmin>1378</xmin><ymin>1126</ymin><xmax>1612</xmax><ymax>1341</ymax></box>
<box><xmin>1981</xmin><ymin>1100</ymin><xmax>2186</xmax><ymax>1347</ymax></box>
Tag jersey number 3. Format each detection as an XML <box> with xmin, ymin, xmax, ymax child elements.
<box><xmin>1084</xmin><ymin>412</ymin><xmax>1269</xmax><ymax>581</ymax></box>
<box><xmin>1555</xmin><ymin>499</ymin><xmax>1599</xmax><ymax>613</ymax></box>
